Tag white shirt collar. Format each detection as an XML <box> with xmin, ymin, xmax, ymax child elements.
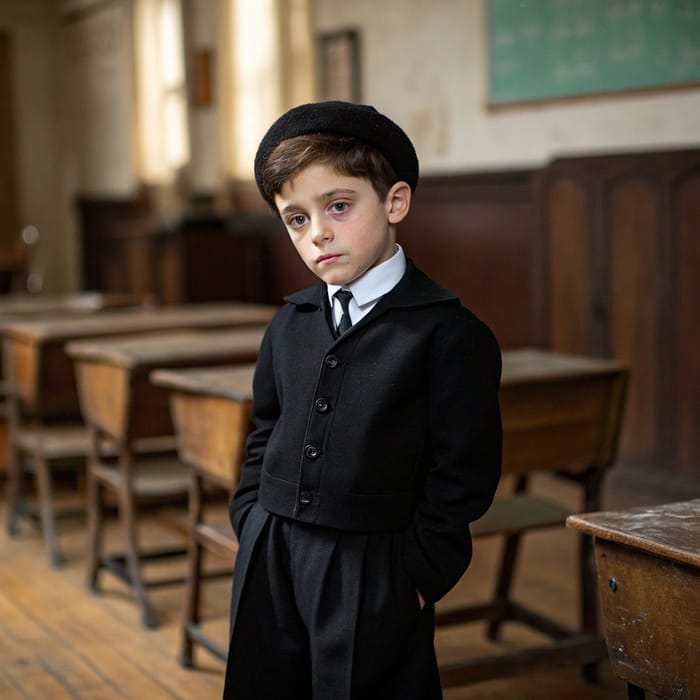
<box><xmin>327</xmin><ymin>244</ymin><xmax>406</xmax><ymax>309</ymax></box>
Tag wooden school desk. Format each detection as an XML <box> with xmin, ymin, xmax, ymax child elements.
<box><xmin>567</xmin><ymin>500</ymin><xmax>700</xmax><ymax>700</ymax></box>
<box><xmin>66</xmin><ymin>328</ymin><xmax>265</xmax><ymax>627</ymax></box>
<box><xmin>151</xmin><ymin>365</ymin><xmax>255</xmax><ymax>664</ymax></box>
<box><xmin>2</xmin><ymin>302</ymin><xmax>275</xmax><ymax>566</ymax></box>
<box><xmin>0</xmin><ymin>292</ymin><xmax>137</xmax><ymax>474</ymax></box>
<box><xmin>155</xmin><ymin>348</ymin><xmax>628</xmax><ymax>680</ymax></box>
<box><xmin>438</xmin><ymin>348</ymin><xmax>628</xmax><ymax>688</ymax></box>
<box><xmin>0</xmin><ymin>291</ymin><xmax>135</xmax><ymax>319</ymax></box>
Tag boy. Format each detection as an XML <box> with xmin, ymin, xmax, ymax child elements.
<box><xmin>224</xmin><ymin>101</ymin><xmax>502</xmax><ymax>700</ymax></box>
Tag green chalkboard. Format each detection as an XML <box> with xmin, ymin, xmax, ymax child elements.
<box><xmin>487</xmin><ymin>0</ymin><xmax>700</xmax><ymax>105</ymax></box>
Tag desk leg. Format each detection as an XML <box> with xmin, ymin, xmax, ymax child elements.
<box><xmin>627</xmin><ymin>683</ymin><xmax>645</xmax><ymax>699</ymax></box>
<box><xmin>34</xmin><ymin>454</ymin><xmax>64</xmax><ymax>567</ymax></box>
<box><xmin>5</xmin><ymin>447</ymin><xmax>22</xmax><ymax>536</ymax></box>
<box><xmin>580</xmin><ymin>467</ymin><xmax>605</xmax><ymax>683</ymax></box>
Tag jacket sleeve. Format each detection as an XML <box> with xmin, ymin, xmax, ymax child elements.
<box><xmin>402</xmin><ymin>314</ymin><xmax>502</xmax><ymax>603</ymax></box>
<box><xmin>228</xmin><ymin>326</ymin><xmax>279</xmax><ymax>537</ymax></box>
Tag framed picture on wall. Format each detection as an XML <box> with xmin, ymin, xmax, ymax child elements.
<box><xmin>318</xmin><ymin>29</ymin><xmax>360</xmax><ymax>102</ymax></box>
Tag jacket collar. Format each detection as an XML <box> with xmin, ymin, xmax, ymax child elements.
<box><xmin>285</xmin><ymin>259</ymin><xmax>457</xmax><ymax>311</ymax></box>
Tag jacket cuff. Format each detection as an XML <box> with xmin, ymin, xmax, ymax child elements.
<box><xmin>401</xmin><ymin>526</ymin><xmax>473</xmax><ymax>603</ymax></box>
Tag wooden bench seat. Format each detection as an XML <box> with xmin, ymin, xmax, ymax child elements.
<box><xmin>471</xmin><ymin>494</ymin><xmax>572</xmax><ymax>538</ymax></box>
<box><xmin>14</xmin><ymin>423</ymin><xmax>92</xmax><ymax>457</ymax></box>
<box><xmin>91</xmin><ymin>453</ymin><xmax>190</xmax><ymax>496</ymax></box>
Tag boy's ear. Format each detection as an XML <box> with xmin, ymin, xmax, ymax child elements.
<box><xmin>386</xmin><ymin>181</ymin><xmax>412</xmax><ymax>224</ymax></box>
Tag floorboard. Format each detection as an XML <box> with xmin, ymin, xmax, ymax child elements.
<box><xmin>0</xmin><ymin>472</ymin><xmax>638</xmax><ymax>699</ymax></box>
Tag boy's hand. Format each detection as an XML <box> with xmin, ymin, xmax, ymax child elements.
<box><xmin>417</xmin><ymin>591</ymin><xmax>426</xmax><ymax>610</ymax></box>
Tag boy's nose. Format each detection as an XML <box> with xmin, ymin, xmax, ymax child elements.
<box><xmin>311</xmin><ymin>219</ymin><xmax>333</xmax><ymax>245</ymax></box>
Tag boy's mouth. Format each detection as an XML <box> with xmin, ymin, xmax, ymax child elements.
<box><xmin>316</xmin><ymin>254</ymin><xmax>341</xmax><ymax>264</ymax></box>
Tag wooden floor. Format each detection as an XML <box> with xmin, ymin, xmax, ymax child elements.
<box><xmin>0</xmin><ymin>473</ymin><xmax>640</xmax><ymax>699</ymax></box>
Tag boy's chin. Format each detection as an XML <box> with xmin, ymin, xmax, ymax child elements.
<box><xmin>312</xmin><ymin>268</ymin><xmax>356</xmax><ymax>287</ymax></box>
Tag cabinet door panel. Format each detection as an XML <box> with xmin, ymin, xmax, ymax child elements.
<box><xmin>547</xmin><ymin>177</ymin><xmax>594</xmax><ymax>354</ymax></box>
<box><xmin>677</xmin><ymin>173</ymin><xmax>700</xmax><ymax>475</ymax></box>
<box><xmin>608</xmin><ymin>179</ymin><xmax>661</xmax><ymax>465</ymax></box>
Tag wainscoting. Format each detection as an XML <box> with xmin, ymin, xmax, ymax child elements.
<box><xmin>75</xmin><ymin>147</ymin><xmax>700</xmax><ymax>503</ymax></box>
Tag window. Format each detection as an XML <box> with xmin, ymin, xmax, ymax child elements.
<box><xmin>134</xmin><ymin>0</ymin><xmax>189</xmax><ymax>183</ymax></box>
<box><xmin>221</xmin><ymin>0</ymin><xmax>316</xmax><ymax>179</ymax></box>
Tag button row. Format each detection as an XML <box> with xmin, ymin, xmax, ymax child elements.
<box><xmin>298</xmin><ymin>355</ymin><xmax>341</xmax><ymax>508</ymax></box>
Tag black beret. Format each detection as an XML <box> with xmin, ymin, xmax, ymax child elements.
<box><xmin>254</xmin><ymin>100</ymin><xmax>419</xmax><ymax>207</ymax></box>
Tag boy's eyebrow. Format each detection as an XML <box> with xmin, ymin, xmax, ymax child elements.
<box><xmin>278</xmin><ymin>188</ymin><xmax>358</xmax><ymax>216</ymax></box>
<box><xmin>321</xmin><ymin>188</ymin><xmax>357</xmax><ymax>199</ymax></box>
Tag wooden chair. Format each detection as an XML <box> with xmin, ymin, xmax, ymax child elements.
<box><xmin>1</xmin><ymin>294</ymin><xmax>140</xmax><ymax>566</ymax></box>
<box><xmin>67</xmin><ymin>329</ymin><xmax>263</xmax><ymax>628</ymax></box>
<box><xmin>151</xmin><ymin>365</ymin><xmax>255</xmax><ymax>665</ymax></box>
<box><xmin>437</xmin><ymin>348</ymin><xmax>629</xmax><ymax>688</ymax></box>
<box><xmin>2</xmin><ymin>303</ymin><xmax>274</xmax><ymax>567</ymax></box>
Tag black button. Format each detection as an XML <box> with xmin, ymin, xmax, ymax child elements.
<box><xmin>299</xmin><ymin>491</ymin><xmax>312</xmax><ymax>506</ymax></box>
<box><xmin>304</xmin><ymin>444</ymin><xmax>319</xmax><ymax>459</ymax></box>
<box><xmin>315</xmin><ymin>398</ymin><xmax>329</xmax><ymax>413</ymax></box>
<box><xmin>325</xmin><ymin>355</ymin><xmax>338</xmax><ymax>368</ymax></box>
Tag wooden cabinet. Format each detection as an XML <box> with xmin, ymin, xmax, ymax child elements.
<box><xmin>104</xmin><ymin>215</ymin><xmax>270</xmax><ymax>306</ymax></box>
<box><xmin>537</xmin><ymin>149</ymin><xmax>700</xmax><ymax>490</ymax></box>
<box><xmin>77</xmin><ymin>201</ymin><xmax>280</xmax><ymax>305</ymax></box>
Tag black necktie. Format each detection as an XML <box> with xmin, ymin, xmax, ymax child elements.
<box><xmin>334</xmin><ymin>289</ymin><xmax>353</xmax><ymax>335</ymax></box>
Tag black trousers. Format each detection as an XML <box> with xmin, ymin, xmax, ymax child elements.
<box><xmin>223</xmin><ymin>507</ymin><xmax>442</xmax><ymax>700</ymax></box>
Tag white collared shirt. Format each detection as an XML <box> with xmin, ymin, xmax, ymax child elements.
<box><xmin>327</xmin><ymin>244</ymin><xmax>407</xmax><ymax>329</ymax></box>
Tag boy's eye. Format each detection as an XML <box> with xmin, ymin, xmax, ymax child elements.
<box><xmin>330</xmin><ymin>201</ymin><xmax>349</xmax><ymax>214</ymax></box>
<box><xmin>288</xmin><ymin>214</ymin><xmax>307</xmax><ymax>228</ymax></box>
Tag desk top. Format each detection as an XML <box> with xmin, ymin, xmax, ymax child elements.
<box><xmin>67</xmin><ymin>328</ymin><xmax>265</xmax><ymax>369</ymax></box>
<box><xmin>501</xmin><ymin>348</ymin><xmax>626</xmax><ymax>386</ymax></box>
<box><xmin>0</xmin><ymin>292</ymin><xmax>135</xmax><ymax>319</ymax></box>
<box><xmin>151</xmin><ymin>365</ymin><xmax>255</xmax><ymax>402</ymax></box>
<box><xmin>1</xmin><ymin>302</ymin><xmax>276</xmax><ymax>341</ymax></box>
<box><xmin>148</xmin><ymin>349</ymin><xmax>625</xmax><ymax>401</ymax></box>
<box><xmin>567</xmin><ymin>499</ymin><xmax>700</xmax><ymax>569</ymax></box>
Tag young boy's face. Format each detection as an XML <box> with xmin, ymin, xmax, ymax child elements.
<box><xmin>274</xmin><ymin>162</ymin><xmax>410</xmax><ymax>287</ymax></box>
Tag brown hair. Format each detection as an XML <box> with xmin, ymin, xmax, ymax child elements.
<box><xmin>261</xmin><ymin>133</ymin><xmax>399</xmax><ymax>211</ymax></box>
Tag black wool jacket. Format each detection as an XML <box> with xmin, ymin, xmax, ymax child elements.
<box><xmin>229</xmin><ymin>260</ymin><xmax>502</xmax><ymax>603</ymax></box>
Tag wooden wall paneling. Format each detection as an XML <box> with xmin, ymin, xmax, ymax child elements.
<box><xmin>606</xmin><ymin>176</ymin><xmax>663</xmax><ymax>470</ymax></box>
<box><xmin>543</xmin><ymin>174</ymin><xmax>596</xmax><ymax>354</ymax></box>
<box><xmin>180</xmin><ymin>214</ymin><xmax>278</xmax><ymax>304</ymax></box>
<box><xmin>399</xmin><ymin>173</ymin><xmax>538</xmax><ymax>350</ymax></box>
<box><xmin>675</xmin><ymin>169</ymin><xmax>700</xmax><ymax>478</ymax></box>
<box><xmin>540</xmin><ymin>149</ymin><xmax>700</xmax><ymax>501</ymax></box>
